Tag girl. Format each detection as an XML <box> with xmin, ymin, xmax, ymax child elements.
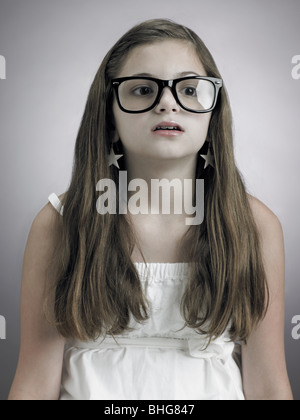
<box><xmin>9</xmin><ymin>19</ymin><xmax>293</xmax><ymax>400</ymax></box>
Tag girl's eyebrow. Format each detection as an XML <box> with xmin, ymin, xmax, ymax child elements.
<box><xmin>176</xmin><ymin>71</ymin><xmax>201</xmax><ymax>77</ymax></box>
<box><xmin>130</xmin><ymin>71</ymin><xmax>201</xmax><ymax>78</ymax></box>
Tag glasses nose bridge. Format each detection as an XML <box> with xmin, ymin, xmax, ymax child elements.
<box><xmin>157</xmin><ymin>79</ymin><xmax>177</xmax><ymax>104</ymax></box>
<box><xmin>159</xmin><ymin>79</ymin><xmax>175</xmax><ymax>91</ymax></box>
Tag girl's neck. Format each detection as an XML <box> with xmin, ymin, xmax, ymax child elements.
<box><xmin>122</xmin><ymin>152</ymin><xmax>199</xmax><ymax>219</ymax></box>
<box><xmin>125</xmin><ymin>153</ymin><xmax>198</xmax><ymax>185</ymax></box>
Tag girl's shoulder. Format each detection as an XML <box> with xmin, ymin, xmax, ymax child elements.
<box><xmin>30</xmin><ymin>193</ymin><xmax>66</xmax><ymax>242</ymax></box>
<box><xmin>247</xmin><ymin>194</ymin><xmax>283</xmax><ymax>244</ymax></box>
<box><xmin>248</xmin><ymin>194</ymin><xmax>281</xmax><ymax>225</ymax></box>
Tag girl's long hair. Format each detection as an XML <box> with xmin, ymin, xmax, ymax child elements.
<box><xmin>48</xmin><ymin>19</ymin><xmax>268</xmax><ymax>342</ymax></box>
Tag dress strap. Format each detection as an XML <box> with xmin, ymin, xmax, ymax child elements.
<box><xmin>48</xmin><ymin>193</ymin><xmax>64</xmax><ymax>216</ymax></box>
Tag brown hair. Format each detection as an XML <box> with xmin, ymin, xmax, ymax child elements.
<box><xmin>48</xmin><ymin>19</ymin><xmax>268</xmax><ymax>343</ymax></box>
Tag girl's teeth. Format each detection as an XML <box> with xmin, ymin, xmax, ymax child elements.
<box><xmin>156</xmin><ymin>127</ymin><xmax>179</xmax><ymax>130</ymax></box>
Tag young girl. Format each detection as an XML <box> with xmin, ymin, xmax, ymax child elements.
<box><xmin>9</xmin><ymin>19</ymin><xmax>293</xmax><ymax>400</ymax></box>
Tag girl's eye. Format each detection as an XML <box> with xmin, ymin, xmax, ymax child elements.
<box><xmin>181</xmin><ymin>87</ymin><xmax>197</xmax><ymax>97</ymax></box>
<box><xmin>132</xmin><ymin>86</ymin><xmax>154</xmax><ymax>96</ymax></box>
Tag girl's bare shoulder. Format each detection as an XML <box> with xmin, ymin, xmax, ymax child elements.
<box><xmin>248</xmin><ymin>194</ymin><xmax>282</xmax><ymax>232</ymax></box>
<box><xmin>247</xmin><ymin>194</ymin><xmax>277</xmax><ymax>220</ymax></box>
<box><xmin>29</xmin><ymin>193</ymin><xmax>65</xmax><ymax>247</ymax></box>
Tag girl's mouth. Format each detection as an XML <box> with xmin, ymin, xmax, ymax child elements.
<box><xmin>152</xmin><ymin>121</ymin><xmax>184</xmax><ymax>136</ymax></box>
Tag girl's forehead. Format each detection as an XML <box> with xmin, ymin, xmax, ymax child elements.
<box><xmin>117</xmin><ymin>39</ymin><xmax>206</xmax><ymax>78</ymax></box>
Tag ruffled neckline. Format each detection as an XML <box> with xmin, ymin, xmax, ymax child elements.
<box><xmin>134</xmin><ymin>262</ymin><xmax>191</xmax><ymax>280</ymax></box>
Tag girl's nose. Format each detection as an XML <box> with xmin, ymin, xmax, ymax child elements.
<box><xmin>154</xmin><ymin>87</ymin><xmax>180</xmax><ymax>113</ymax></box>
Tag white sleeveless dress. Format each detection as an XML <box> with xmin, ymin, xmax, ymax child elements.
<box><xmin>48</xmin><ymin>193</ymin><xmax>245</xmax><ymax>400</ymax></box>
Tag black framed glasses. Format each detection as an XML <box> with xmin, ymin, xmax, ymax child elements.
<box><xmin>112</xmin><ymin>76</ymin><xmax>223</xmax><ymax>114</ymax></box>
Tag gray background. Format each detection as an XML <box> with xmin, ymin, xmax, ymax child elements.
<box><xmin>0</xmin><ymin>0</ymin><xmax>299</xmax><ymax>400</ymax></box>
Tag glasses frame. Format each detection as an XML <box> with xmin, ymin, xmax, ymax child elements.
<box><xmin>112</xmin><ymin>76</ymin><xmax>223</xmax><ymax>114</ymax></box>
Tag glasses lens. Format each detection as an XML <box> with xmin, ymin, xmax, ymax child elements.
<box><xmin>118</xmin><ymin>79</ymin><xmax>159</xmax><ymax>112</ymax></box>
<box><xmin>176</xmin><ymin>78</ymin><xmax>216</xmax><ymax>111</ymax></box>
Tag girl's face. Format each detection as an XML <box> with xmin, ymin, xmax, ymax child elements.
<box><xmin>112</xmin><ymin>40</ymin><xmax>212</xmax><ymax>164</ymax></box>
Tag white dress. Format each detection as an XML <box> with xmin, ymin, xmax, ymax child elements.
<box><xmin>48</xmin><ymin>193</ymin><xmax>245</xmax><ymax>401</ymax></box>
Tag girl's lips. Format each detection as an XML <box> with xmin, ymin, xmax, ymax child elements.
<box><xmin>151</xmin><ymin>121</ymin><xmax>184</xmax><ymax>136</ymax></box>
<box><xmin>152</xmin><ymin>129</ymin><xmax>184</xmax><ymax>137</ymax></box>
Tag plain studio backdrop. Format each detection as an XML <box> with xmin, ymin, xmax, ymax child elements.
<box><xmin>0</xmin><ymin>0</ymin><xmax>299</xmax><ymax>400</ymax></box>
